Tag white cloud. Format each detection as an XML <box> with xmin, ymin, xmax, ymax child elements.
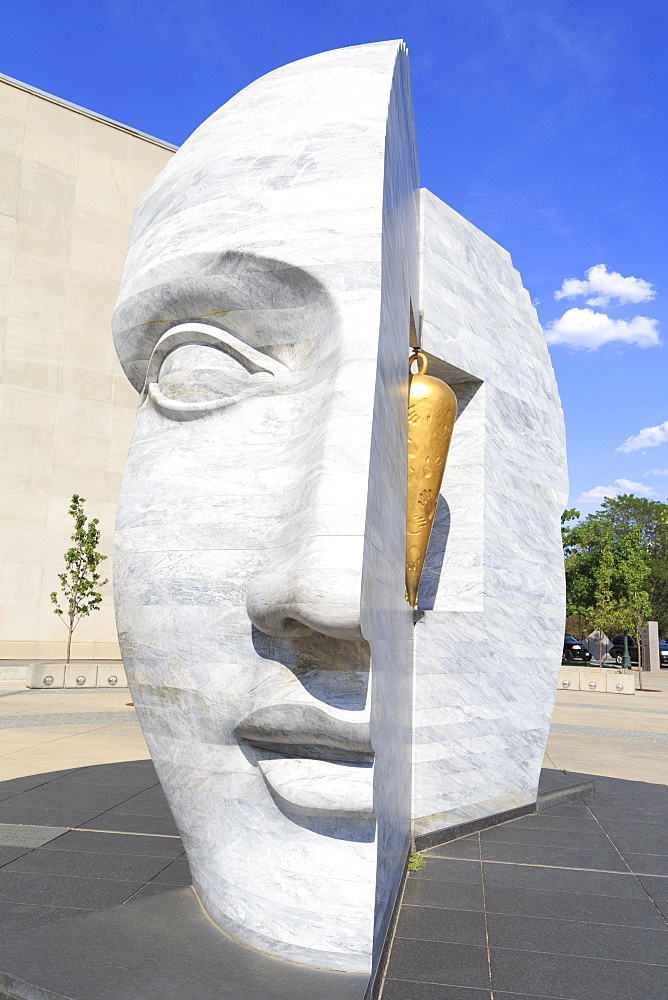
<box><xmin>554</xmin><ymin>264</ymin><xmax>656</xmax><ymax>307</ymax></box>
<box><xmin>617</xmin><ymin>420</ymin><xmax>668</xmax><ymax>453</ymax></box>
<box><xmin>647</xmin><ymin>469</ymin><xmax>668</xmax><ymax>476</ymax></box>
<box><xmin>544</xmin><ymin>308</ymin><xmax>660</xmax><ymax>349</ymax></box>
<box><xmin>579</xmin><ymin>479</ymin><xmax>659</xmax><ymax>503</ymax></box>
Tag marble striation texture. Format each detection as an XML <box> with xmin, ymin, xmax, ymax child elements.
<box><xmin>412</xmin><ymin>189</ymin><xmax>569</xmax><ymax>838</ymax></box>
<box><xmin>112</xmin><ymin>41</ymin><xmax>418</xmax><ymax>976</ymax></box>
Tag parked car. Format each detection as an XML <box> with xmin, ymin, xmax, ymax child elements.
<box><xmin>608</xmin><ymin>635</ymin><xmax>668</xmax><ymax>668</ymax></box>
<box><xmin>660</xmin><ymin>639</ymin><xmax>668</xmax><ymax>668</ymax></box>
<box><xmin>608</xmin><ymin>635</ymin><xmax>638</xmax><ymax>665</ymax></box>
<box><xmin>563</xmin><ymin>634</ymin><xmax>592</xmax><ymax>662</ymax></box>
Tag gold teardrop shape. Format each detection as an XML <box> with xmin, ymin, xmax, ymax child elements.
<box><xmin>406</xmin><ymin>352</ymin><xmax>457</xmax><ymax>608</ymax></box>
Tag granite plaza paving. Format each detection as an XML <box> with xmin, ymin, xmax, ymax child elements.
<box><xmin>1</xmin><ymin>674</ymin><xmax>667</xmax><ymax>999</ymax></box>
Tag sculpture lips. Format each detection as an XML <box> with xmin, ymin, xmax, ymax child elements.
<box><xmin>257</xmin><ymin>757</ymin><xmax>374</xmax><ymax>819</ymax></box>
<box><xmin>235</xmin><ymin>704</ymin><xmax>373</xmax><ymax>763</ymax></box>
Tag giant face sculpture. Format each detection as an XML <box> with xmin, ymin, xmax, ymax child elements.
<box><xmin>112</xmin><ymin>42</ymin><xmax>417</xmax><ymax>974</ymax></box>
<box><xmin>113</xmin><ymin>38</ymin><xmax>569</xmax><ymax>981</ymax></box>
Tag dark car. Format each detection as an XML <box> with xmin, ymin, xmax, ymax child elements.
<box><xmin>563</xmin><ymin>634</ymin><xmax>592</xmax><ymax>662</ymax></box>
<box><xmin>658</xmin><ymin>639</ymin><xmax>668</xmax><ymax>668</ymax></box>
<box><xmin>608</xmin><ymin>635</ymin><xmax>668</xmax><ymax>668</ymax></box>
<box><xmin>608</xmin><ymin>635</ymin><xmax>638</xmax><ymax>665</ymax></box>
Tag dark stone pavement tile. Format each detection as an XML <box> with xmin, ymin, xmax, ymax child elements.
<box><xmin>395</xmin><ymin>905</ymin><xmax>487</xmax><ymax>946</ymax></box>
<box><xmin>151</xmin><ymin>857</ymin><xmax>191</xmax><ymax>884</ymax></box>
<box><xmin>123</xmin><ymin>881</ymin><xmax>179</xmax><ymax>903</ymax></box>
<box><xmin>655</xmin><ymin>899</ymin><xmax>668</xmax><ymax>919</ymax></box>
<box><xmin>50</xmin><ymin>764</ymin><xmax>157</xmax><ymax>790</ymax></box>
<box><xmin>484</xmin><ymin>884</ymin><xmax>667</xmax><ymax>929</ymax></box>
<box><xmin>539</xmin><ymin>769</ymin><xmax>593</xmax><ymax>788</ymax></box>
<box><xmin>481</xmin><ymin>825</ymin><xmax>610</xmax><ymax>851</ymax></box>
<box><xmin>603</xmin><ymin>829</ymin><xmax>668</xmax><ymax>857</ymax></box>
<box><xmin>0</xmin><ymin>785</ymin><xmax>130</xmax><ymax>809</ymax></box>
<box><xmin>79</xmin><ymin>810</ymin><xmax>180</xmax><ymax>836</ymax></box>
<box><xmin>427</xmin><ymin>838</ymin><xmax>480</xmax><ymax>860</ymax></box>
<box><xmin>591</xmin><ymin>808</ymin><xmax>665</xmax><ymax>827</ymax></box>
<box><xmin>490</xmin><ymin>948</ymin><xmax>668</xmax><ymax>1000</ymax></box>
<box><xmin>385</xmin><ymin>939</ymin><xmax>490</xmax><ymax>989</ymax></box>
<box><xmin>0</xmin><ymin>901</ymin><xmax>88</xmax><ymax>934</ymax></box>
<box><xmin>3</xmin><ymin>845</ymin><xmax>174</xmax><ymax>882</ymax></box>
<box><xmin>625</xmin><ymin>853</ymin><xmax>668</xmax><ymax>877</ymax></box>
<box><xmin>498</xmin><ymin>813</ymin><xmax>602</xmax><ymax>834</ymax></box>
<box><xmin>603</xmin><ymin>812</ymin><xmax>668</xmax><ymax>827</ymax></box>
<box><xmin>0</xmin><ymin>845</ymin><xmax>31</xmax><ymax>867</ymax></box>
<box><xmin>382</xmin><ymin>982</ymin><xmax>489</xmax><ymax>1000</ymax></box>
<box><xmin>481</xmin><ymin>841</ymin><xmax>627</xmax><ymax>872</ymax></box>
<box><xmin>495</xmin><ymin>995</ymin><xmax>573</xmax><ymax>999</ymax></box>
<box><xmin>0</xmin><ymin>804</ymin><xmax>88</xmax><ymax>826</ymax></box>
<box><xmin>402</xmin><ymin>878</ymin><xmax>484</xmax><ymax>911</ymax></box>
<box><xmin>40</xmin><ymin>829</ymin><xmax>184</xmax><ymax>857</ymax></box>
<box><xmin>410</xmin><ymin>859</ymin><xmax>482</xmax><ymax>884</ymax></box>
<box><xmin>540</xmin><ymin>802</ymin><xmax>593</xmax><ymax>819</ymax></box>
<box><xmin>0</xmin><ymin>774</ymin><xmax>62</xmax><ymax>801</ymax></box>
<box><xmin>590</xmin><ymin>776</ymin><xmax>667</xmax><ymax>797</ymax></box>
<box><xmin>104</xmin><ymin>792</ymin><xmax>172</xmax><ymax>818</ymax></box>
<box><xmin>487</xmin><ymin>912</ymin><xmax>668</xmax><ymax>965</ymax></box>
<box><xmin>592</xmin><ymin>805</ymin><xmax>667</xmax><ymax>821</ymax></box>
<box><xmin>599</xmin><ymin>820</ymin><xmax>668</xmax><ymax>836</ymax></box>
<box><xmin>0</xmin><ymin>886</ymin><xmax>367</xmax><ymax>1000</ymax></box>
<box><xmin>637</xmin><ymin>874</ymin><xmax>668</xmax><ymax>899</ymax></box>
<box><xmin>483</xmin><ymin>862</ymin><xmax>646</xmax><ymax>898</ymax></box>
<box><xmin>0</xmin><ymin>871</ymin><xmax>147</xmax><ymax>908</ymax></box>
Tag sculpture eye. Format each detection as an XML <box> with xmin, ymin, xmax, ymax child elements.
<box><xmin>143</xmin><ymin>321</ymin><xmax>290</xmax><ymax>419</ymax></box>
<box><xmin>158</xmin><ymin>344</ymin><xmax>272</xmax><ymax>402</ymax></box>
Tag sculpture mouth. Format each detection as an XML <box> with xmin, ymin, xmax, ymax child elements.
<box><xmin>234</xmin><ymin>703</ymin><xmax>373</xmax><ymax>764</ymax></box>
<box><xmin>235</xmin><ymin>703</ymin><xmax>374</xmax><ymax>820</ymax></box>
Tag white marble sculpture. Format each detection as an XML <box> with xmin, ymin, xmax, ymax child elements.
<box><xmin>411</xmin><ymin>192</ymin><xmax>568</xmax><ymax>841</ymax></box>
<box><xmin>112</xmin><ymin>39</ymin><xmax>567</xmax><ymax>979</ymax></box>
<box><xmin>113</xmin><ymin>41</ymin><xmax>417</xmax><ymax>975</ymax></box>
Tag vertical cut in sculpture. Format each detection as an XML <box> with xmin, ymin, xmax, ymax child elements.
<box><xmin>406</xmin><ymin>351</ymin><xmax>457</xmax><ymax>607</ymax></box>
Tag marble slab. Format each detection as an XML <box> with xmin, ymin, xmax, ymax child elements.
<box><xmin>412</xmin><ymin>190</ymin><xmax>568</xmax><ymax>838</ymax></box>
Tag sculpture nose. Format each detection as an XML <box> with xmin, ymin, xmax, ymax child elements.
<box><xmin>246</xmin><ymin>537</ymin><xmax>365</xmax><ymax>641</ymax></box>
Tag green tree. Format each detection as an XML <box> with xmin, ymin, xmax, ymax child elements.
<box><xmin>562</xmin><ymin>508</ymin><xmax>597</xmax><ymax>629</ymax></box>
<box><xmin>611</xmin><ymin>527</ymin><xmax>653</xmax><ymax>690</ymax></box>
<box><xmin>50</xmin><ymin>495</ymin><xmax>108</xmax><ymax>663</ymax></box>
<box><xmin>585</xmin><ymin>531</ymin><xmax>618</xmax><ymax>665</ymax></box>
<box><xmin>562</xmin><ymin>495</ymin><xmax>668</xmax><ymax>635</ymax></box>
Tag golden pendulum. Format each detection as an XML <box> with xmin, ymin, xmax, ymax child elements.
<box><xmin>406</xmin><ymin>351</ymin><xmax>457</xmax><ymax>608</ymax></box>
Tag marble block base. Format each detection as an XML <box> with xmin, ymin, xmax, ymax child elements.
<box><xmin>0</xmin><ymin>887</ymin><xmax>369</xmax><ymax>1000</ymax></box>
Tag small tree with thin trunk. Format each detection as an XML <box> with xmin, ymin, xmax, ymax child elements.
<box><xmin>586</xmin><ymin>531</ymin><xmax>618</xmax><ymax>667</ymax></box>
<box><xmin>612</xmin><ymin>527</ymin><xmax>653</xmax><ymax>691</ymax></box>
<box><xmin>50</xmin><ymin>495</ymin><xmax>108</xmax><ymax>663</ymax></box>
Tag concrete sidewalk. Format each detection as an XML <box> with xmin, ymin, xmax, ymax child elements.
<box><xmin>1</xmin><ymin>670</ymin><xmax>667</xmax><ymax>786</ymax></box>
<box><xmin>545</xmin><ymin>671</ymin><xmax>668</xmax><ymax>784</ymax></box>
<box><xmin>0</xmin><ymin>686</ymin><xmax>149</xmax><ymax>780</ymax></box>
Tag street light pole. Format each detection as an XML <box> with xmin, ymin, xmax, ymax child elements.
<box><xmin>622</xmin><ymin>633</ymin><xmax>632</xmax><ymax>671</ymax></box>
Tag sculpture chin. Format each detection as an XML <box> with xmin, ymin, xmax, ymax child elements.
<box><xmin>192</xmin><ymin>880</ymin><xmax>374</xmax><ymax>975</ymax></box>
<box><xmin>257</xmin><ymin>757</ymin><xmax>375</xmax><ymax>820</ymax></box>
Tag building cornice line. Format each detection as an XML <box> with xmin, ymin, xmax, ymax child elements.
<box><xmin>0</xmin><ymin>71</ymin><xmax>178</xmax><ymax>151</ymax></box>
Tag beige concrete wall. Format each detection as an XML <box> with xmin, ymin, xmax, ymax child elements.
<box><xmin>0</xmin><ymin>78</ymin><xmax>174</xmax><ymax>659</ymax></box>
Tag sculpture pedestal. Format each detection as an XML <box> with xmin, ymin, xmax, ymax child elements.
<box><xmin>0</xmin><ymin>887</ymin><xmax>369</xmax><ymax>1000</ymax></box>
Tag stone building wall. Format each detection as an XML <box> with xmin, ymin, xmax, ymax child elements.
<box><xmin>0</xmin><ymin>75</ymin><xmax>174</xmax><ymax>659</ymax></box>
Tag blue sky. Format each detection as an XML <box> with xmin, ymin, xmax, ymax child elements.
<box><xmin>3</xmin><ymin>0</ymin><xmax>666</xmax><ymax>510</ymax></box>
